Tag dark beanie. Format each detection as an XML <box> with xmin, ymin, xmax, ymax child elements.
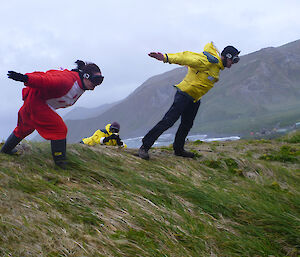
<box><xmin>111</xmin><ymin>122</ymin><xmax>120</xmax><ymax>130</ymax></box>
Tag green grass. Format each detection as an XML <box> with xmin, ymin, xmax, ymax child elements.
<box><xmin>0</xmin><ymin>135</ymin><xmax>299</xmax><ymax>256</ymax></box>
<box><xmin>280</xmin><ymin>130</ymin><xmax>300</xmax><ymax>143</ymax></box>
<box><xmin>259</xmin><ymin>145</ymin><xmax>300</xmax><ymax>163</ymax></box>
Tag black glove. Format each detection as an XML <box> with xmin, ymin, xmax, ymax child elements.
<box><xmin>103</xmin><ymin>137</ymin><xmax>109</xmax><ymax>143</ymax></box>
<box><xmin>116</xmin><ymin>137</ymin><xmax>123</xmax><ymax>146</ymax></box>
<box><xmin>103</xmin><ymin>134</ymin><xmax>119</xmax><ymax>143</ymax></box>
<box><xmin>110</xmin><ymin>134</ymin><xmax>119</xmax><ymax>140</ymax></box>
<box><xmin>7</xmin><ymin>71</ymin><xmax>28</xmax><ymax>83</ymax></box>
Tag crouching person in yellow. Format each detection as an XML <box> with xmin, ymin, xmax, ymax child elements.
<box><xmin>81</xmin><ymin>122</ymin><xmax>127</xmax><ymax>148</ymax></box>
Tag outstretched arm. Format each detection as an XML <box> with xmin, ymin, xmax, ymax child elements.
<box><xmin>148</xmin><ymin>51</ymin><xmax>207</xmax><ymax>70</ymax></box>
<box><xmin>8</xmin><ymin>70</ymin><xmax>68</xmax><ymax>90</ymax></box>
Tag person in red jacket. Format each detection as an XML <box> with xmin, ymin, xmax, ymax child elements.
<box><xmin>1</xmin><ymin>60</ymin><xmax>104</xmax><ymax>168</ymax></box>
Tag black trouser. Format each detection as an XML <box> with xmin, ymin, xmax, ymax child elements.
<box><xmin>142</xmin><ymin>90</ymin><xmax>200</xmax><ymax>152</ymax></box>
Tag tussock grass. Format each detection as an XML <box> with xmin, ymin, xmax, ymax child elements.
<box><xmin>0</xmin><ymin>134</ymin><xmax>299</xmax><ymax>256</ymax></box>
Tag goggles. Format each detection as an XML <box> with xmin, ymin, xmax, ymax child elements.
<box><xmin>110</xmin><ymin>127</ymin><xmax>119</xmax><ymax>133</ymax></box>
<box><xmin>232</xmin><ymin>55</ymin><xmax>240</xmax><ymax>64</ymax></box>
<box><xmin>225</xmin><ymin>52</ymin><xmax>240</xmax><ymax>64</ymax></box>
<box><xmin>83</xmin><ymin>73</ymin><xmax>104</xmax><ymax>86</ymax></box>
<box><xmin>89</xmin><ymin>74</ymin><xmax>104</xmax><ymax>86</ymax></box>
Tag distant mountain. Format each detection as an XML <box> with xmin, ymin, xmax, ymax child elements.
<box><xmin>63</xmin><ymin>101</ymin><xmax>119</xmax><ymax>120</ymax></box>
<box><xmin>66</xmin><ymin>40</ymin><xmax>300</xmax><ymax>142</ymax></box>
<box><xmin>193</xmin><ymin>40</ymin><xmax>300</xmax><ymax>134</ymax></box>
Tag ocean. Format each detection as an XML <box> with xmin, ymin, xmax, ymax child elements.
<box><xmin>123</xmin><ymin>133</ymin><xmax>241</xmax><ymax>149</ymax></box>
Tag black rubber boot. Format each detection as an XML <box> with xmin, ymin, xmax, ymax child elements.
<box><xmin>51</xmin><ymin>139</ymin><xmax>67</xmax><ymax>169</ymax></box>
<box><xmin>1</xmin><ymin>132</ymin><xmax>23</xmax><ymax>155</ymax></box>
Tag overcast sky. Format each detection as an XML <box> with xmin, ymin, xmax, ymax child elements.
<box><xmin>0</xmin><ymin>0</ymin><xmax>299</xmax><ymax>140</ymax></box>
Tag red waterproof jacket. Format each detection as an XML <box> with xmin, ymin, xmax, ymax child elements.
<box><xmin>14</xmin><ymin>69</ymin><xmax>85</xmax><ymax>140</ymax></box>
<box><xmin>23</xmin><ymin>69</ymin><xmax>85</xmax><ymax>109</ymax></box>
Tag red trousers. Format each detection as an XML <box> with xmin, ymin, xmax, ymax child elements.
<box><xmin>13</xmin><ymin>99</ymin><xmax>67</xmax><ymax>140</ymax></box>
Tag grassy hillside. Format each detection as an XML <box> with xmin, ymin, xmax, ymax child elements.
<box><xmin>0</xmin><ymin>131</ymin><xmax>299</xmax><ymax>256</ymax></box>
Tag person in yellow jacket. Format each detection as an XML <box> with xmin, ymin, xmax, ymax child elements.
<box><xmin>81</xmin><ymin>122</ymin><xmax>127</xmax><ymax>148</ymax></box>
<box><xmin>138</xmin><ymin>42</ymin><xmax>240</xmax><ymax>160</ymax></box>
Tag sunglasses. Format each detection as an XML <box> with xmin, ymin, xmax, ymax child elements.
<box><xmin>89</xmin><ymin>74</ymin><xmax>104</xmax><ymax>85</ymax></box>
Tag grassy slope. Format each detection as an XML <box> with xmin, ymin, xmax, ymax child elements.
<box><xmin>0</xmin><ymin>132</ymin><xmax>299</xmax><ymax>257</ymax></box>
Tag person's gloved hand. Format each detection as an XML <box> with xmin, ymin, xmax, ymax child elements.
<box><xmin>102</xmin><ymin>137</ymin><xmax>110</xmax><ymax>143</ymax></box>
<box><xmin>109</xmin><ymin>134</ymin><xmax>119</xmax><ymax>140</ymax></box>
<box><xmin>7</xmin><ymin>71</ymin><xmax>28</xmax><ymax>82</ymax></box>
<box><xmin>112</xmin><ymin>134</ymin><xmax>123</xmax><ymax>146</ymax></box>
<box><xmin>148</xmin><ymin>52</ymin><xmax>165</xmax><ymax>61</ymax></box>
<box><xmin>116</xmin><ymin>137</ymin><xmax>123</xmax><ymax>146</ymax></box>
<box><xmin>103</xmin><ymin>134</ymin><xmax>119</xmax><ymax>143</ymax></box>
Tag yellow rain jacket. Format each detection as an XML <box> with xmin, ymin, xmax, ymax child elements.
<box><xmin>164</xmin><ymin>42</ymin><xmax>224</xmax><ymax>101</ymax></box>
<box><xmin>82</xmin><ymin>124</ymin><xmax>127</xmax><ymax>147</ymax></box>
